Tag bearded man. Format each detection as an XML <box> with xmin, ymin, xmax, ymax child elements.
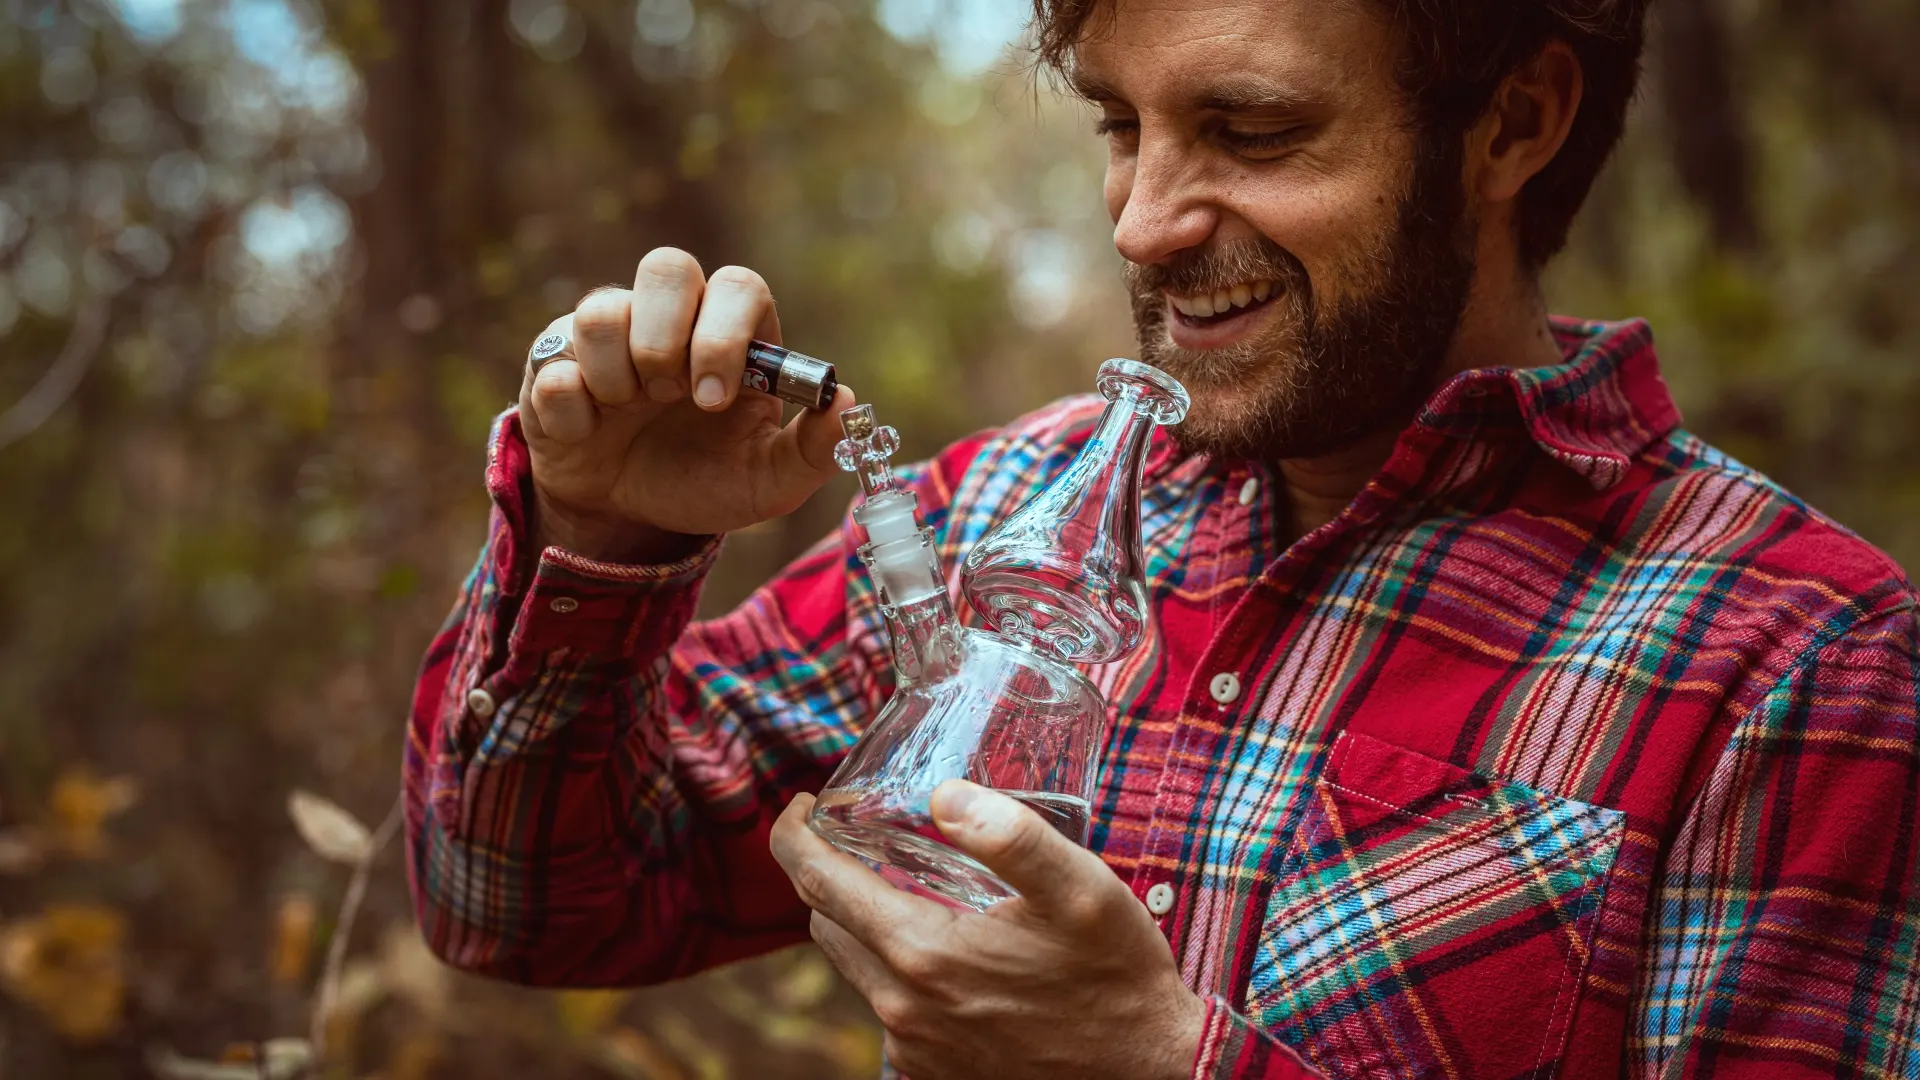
<box><xmin>403</xmin><ymin>1</ymin><xmax>1920</xmax><ymax>1077</ymax></box>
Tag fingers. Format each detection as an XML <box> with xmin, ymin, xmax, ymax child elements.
<box><xmin>628</xmin><ymin>247</ymin><xmax>706</xmax><ymax>404</ymax></box>
<box><xmin>688</xmin><ymin>265</ymin><xmax>780</xmax><ymax>411</ymax></box>
<box><xmin>520</xmin><ymin>313</ymin><xmax>598</xmax><ymax>444</ymax></box>
<box><xmin>769</xmin><ymin>794</ymin><xmax>944</xmax><ymax>956</ymax></box>
<box><xmin>809</xmin><ymin>912</ymin><xmax>908</xmax><ymax>1008</ymax></box>
<box><xmin>931</xmin><ymin>781</ymin><xmax>1115</xmax><ymax>924</ymax></box>
<box><xmin>526</xmin><ymin>359</ymin><xmax>597</xmax><ymax>444</ymax></box>
<box><xmin>759</xmin><ymin>383</ymin><xmax>859</xmax><ymax>515</ymax></box>
<box><xmin>571</xmin><ymin>288</ymin><xmax>643</xmax><ymax>406</ymax></box>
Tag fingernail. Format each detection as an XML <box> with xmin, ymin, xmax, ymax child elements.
<box><xmin>694</xmin><ymin>375</ymin><xmax>725</xmax><ymax>407</ymax></box>
<box><xmin>647</xmin><ymin>378</ymin><xmax>683</xmax><ymax>402</ymax></box>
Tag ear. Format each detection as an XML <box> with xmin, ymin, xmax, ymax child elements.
<box><xmin>1469</xmin><ymin>40</ymin><xmax>1583</xmax><ymax>204</ymax></box>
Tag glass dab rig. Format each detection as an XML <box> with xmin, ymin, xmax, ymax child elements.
<box><xmin>809</xmin><ymin>359</ymin><xmax>1190</xmax><ymax>910</ymax></box>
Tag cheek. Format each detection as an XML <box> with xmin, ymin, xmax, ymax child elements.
<box><xmin>1232</xmin><ymin>174</ymin><xmax>1396</xmax><ymax>290</ymax></box>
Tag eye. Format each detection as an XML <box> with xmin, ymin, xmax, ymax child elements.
<box><xmin>1216</xmin><ymin>125</ymin><xmax>1305</xmax><ymax>158</ymax></box>
<box><xmin>1093</xmin><ymin>116</ymin><xmax>1139</xmax><ymax>142</ymax></box>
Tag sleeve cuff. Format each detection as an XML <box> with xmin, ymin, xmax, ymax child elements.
<box><xmin>480</xmin><ymin>406</ymin><xmax>723</xmax><ymax>665</ymax></box>
<box><xmin>1192</xmin><ymin>997</ymin><xmax>1323</xmax><ymax>1080</ymax></box>
<box><xmin>507</xmin><ymin>537</ymin><xmax>722</xmax><ymax>661</ymax></box>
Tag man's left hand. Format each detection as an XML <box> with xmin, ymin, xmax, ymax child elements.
<box><xmin>769</xmin><ymin>781</ymin><xmax>1205</xmax><ymax>1080</ymax></box>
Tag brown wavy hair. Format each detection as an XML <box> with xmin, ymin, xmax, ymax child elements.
<box><xmin>1031</xmin><ymin>0</ymin><xmax>1649</xmax><ymax>271</ymax></box>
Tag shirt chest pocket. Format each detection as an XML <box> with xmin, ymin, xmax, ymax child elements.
<box><xmin>1246</xmin><ymin>733</ymin><xmax>1625</xmax><ymax>1080</ymax></box>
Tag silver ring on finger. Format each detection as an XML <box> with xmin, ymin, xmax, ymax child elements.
<box><xmin>527</xmin><ymin>326</ymin><xmax>574</xmax><ymax>374</ymax></box>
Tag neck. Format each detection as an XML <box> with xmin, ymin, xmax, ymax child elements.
<box><xmin>1274</xmin><ymin>263</ymin><xmax>1560</xmax><ymax>542</ymax></box>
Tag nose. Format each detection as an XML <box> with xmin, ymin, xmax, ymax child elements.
<box><xmin>1110</xmin><ymin>136</ymin><xmax>1218</xmax><ymax>268</ymax></box>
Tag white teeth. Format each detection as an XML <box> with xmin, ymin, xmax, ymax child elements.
<box><xmin>1168</xmin><ymin>279</ymin><xmax>1275</xmax><ymax>318</ymax></box>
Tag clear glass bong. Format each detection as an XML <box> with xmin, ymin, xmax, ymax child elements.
<box><xmin>809</xmin><ymin>359</ymin><xmax>1190</xmax><ymax>911</ymax></box>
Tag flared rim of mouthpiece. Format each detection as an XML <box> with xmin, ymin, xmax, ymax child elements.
<box><xmin>1097</xmin><ymin>358</ymin><xmax>1190</xmax><ymax>425</ymax></box>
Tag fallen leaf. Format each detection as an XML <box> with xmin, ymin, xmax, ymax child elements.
<box><xmin>556</xmin><ymin>988</ymin><xmax>631</xmax><ymax>1036</ymax></box>
<box><xmin>49</xmin><ymin>769</ymin><xmax>139</xmax><ymax>858</ymax></box>
<box><xmin>271</xmin><ymin>892</ymin><xmax>317</xmax><ymax>985</ymax></box>
<box><xmin>772</xmin><ymin>951</ymin><xmax>835</xmax><ymax>1010</ymax></box>
<box><xmin>591</xmin><ymin>1026</ymin><xmax>688</xmax><ymax>1080</ymax></box>
<box><xmin>149</xmin><ymin>1039</ymin><xmax>311</xmax><ymax>1080</ymax></box>
<box><xmin>0</xmin><ymin>904</ymin><xmax>126</xmax><ymax>1043</ymax></box>
<box><xmin>649</xmin><ymin>1011</ymin><xmax>725</xmax><ymax>1080</ymax></box>
<box><xmin>287</xmin><ymin>790</ymin><xmax>372</xmax><ymax>865</ymax></box>
<box><xmin>821</xmin><ymin>1024</ymin><xmax>884</xmax><ymax>1076</ymax></box>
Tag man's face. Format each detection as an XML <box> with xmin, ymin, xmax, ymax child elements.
<box><xmin>1076</xmin><ymin>0</ymin><xmax>1478</xmax><ymax>461</ymax></box>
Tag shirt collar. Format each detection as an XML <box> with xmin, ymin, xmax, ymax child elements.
<box><xmin>1425</xmin><ymin>316</ymin><xmax>1683</xmax><ymax>490</ymax></box>
<box><xmin>1144</xmin><ymin>315</ymin><xmax>1682</xmax><ymax>493</ymax></box>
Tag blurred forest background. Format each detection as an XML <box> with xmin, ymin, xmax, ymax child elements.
<box><xmin>0</xmin><ymin>0</ymin><xmax>1915</xmax><ymax>1075</ymax></box>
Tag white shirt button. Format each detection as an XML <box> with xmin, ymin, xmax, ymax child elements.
<box><xmin>1209</xmin><ymin>671</ymin><xmax>1242</xmax><ymax>705</ymax></box>
<box><xmin>1238</xmin><ymin>476</ymin><xmax>1259</xmax><ymax>505</ymax></box>
<box><xmin>548</xmin><ymin>596</ymin><xmax>579</xmax><ymax>614</ymax></box>
<box><xmin>1145</xmin><ymin>882</ymin><xmax>1176</xmax><ymax>916</ymax></box>
<box><xmin>466</xmin><ymin>687</ymin><xmax>497</xmax><ymax>719</ymax></box>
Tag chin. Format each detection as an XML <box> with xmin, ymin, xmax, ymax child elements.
<box><xmin>1164</xmin><ymin>384</ymin><xmax>1285</xmax><ymax>460</ymax></box>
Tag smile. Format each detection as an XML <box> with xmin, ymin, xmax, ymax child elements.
<box><xmin>1167</xmin><ymin>279</ymin><xmax>1275</xmax><ymax>320</ymax></box>
<box><xmin>1163</xmin><ymin>279</ymin><xmax>1281</xmax><ymax>348</ymax></box>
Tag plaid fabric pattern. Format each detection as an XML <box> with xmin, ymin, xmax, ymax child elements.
<box><xmin>404</xmin><ymin>318</ymin><xmax>1920</xmax><ymax>1079</ymax></box>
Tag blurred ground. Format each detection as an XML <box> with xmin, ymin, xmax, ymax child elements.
<box><xmin>0</xmin><ymin>0</ymin><xmax>1916</xmax><ymax>1077</ymax></box>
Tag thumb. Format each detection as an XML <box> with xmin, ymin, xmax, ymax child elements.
<box><xmin>932</xmin><ymin>780</ymin><xmax>1097</xmax><ymax>915</ymax></box>
<box><xmin>764</xmin><ymin>383</ymin><xmax>857</xmax><ymax>513</ymax></box>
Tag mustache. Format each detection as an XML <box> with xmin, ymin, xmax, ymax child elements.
<box><xmin>1121</xmin><ymin>237</ymin><xmax>1311</xmax><ymax>298</ymax></box>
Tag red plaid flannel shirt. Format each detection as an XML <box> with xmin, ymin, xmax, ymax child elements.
<box><xmin>406</xmin><ymin>318</ymin><xmax>1920</xmax><ymax>1078</ymax></box>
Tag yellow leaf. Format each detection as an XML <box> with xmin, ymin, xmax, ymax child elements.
<box><xmin>286</xmin><ymin>790</ymin><xmax>372</xmax><ymax>865</ymax></box>
<box><xmin>48</xmin><ymin>769</ymin><xmax>138</xmax><ymax>859</ymax></box>
<box><xmin>0</xmin><ymin>904</ymin><xmax>126</xmax><ymax>1043</ymax></box>
<box><xmin>821</xmin><ymin>1024</ymin><xmax>884</xmax><ymax>1076</ymax></box>
<box><xmin>771</xmin><ymin>951</ymin><xmax>834</xmax><ymax>1010</ymax></box>
<box><xmin>555</xmin><ymin>988</ymin><xmax>631</xmax><ymax>1036</ymax></box>
<box><xmin>271</xmin><ymin>893</ymin><xmax>317</xmax><ymax>986</ymax></box>
<box><xmin>650</xmin><ymin>1011</ymin><xmax>726</xmax><ymax>1080</ymax></box>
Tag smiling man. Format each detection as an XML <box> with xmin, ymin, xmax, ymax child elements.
<box><xmin>404</xmin><ymin>1</ymin><xmax>1920</xmax><ymax>1077</ymax></box>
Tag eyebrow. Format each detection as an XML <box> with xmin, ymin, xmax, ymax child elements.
<box><xmin>1195</xmin><ymin>77</ymin><xmax>1321</xmax><ymax>113</ymax></box>
<box><xmin>1069</xmin><ymin>72</ymin><xmax>1119</xmax><ymax>103</ymax></box>
<box><xmin>1068</xmin><ymin>72</ymin><xmax>1321</xmax><ymax>113</ymax></box>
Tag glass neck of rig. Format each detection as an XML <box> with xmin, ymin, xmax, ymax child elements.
<box><xmin>958</xmin><ymin>358</ymin><xmax>1190</xmax><ymax>666</ymax></box>
<box><xmin>835</xmin><ymin>405</ymin><xmax>964</xmax><ymax>685</ymax></box>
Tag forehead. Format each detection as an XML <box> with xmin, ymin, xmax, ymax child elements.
<box><xmin>1070</xmin><ymin>0</ymin><xmax>1398</xmax><ymax>108</ymax></box>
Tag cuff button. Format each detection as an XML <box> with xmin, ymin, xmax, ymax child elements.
<box><xmin>466</xmin><ymin>687</ymin><xmax>497</xmax><ymax>719</ymax></box>
<box><xmin>548</xmin><ymin>596</ymin><xmax>579</xmax><ymax>614</ymax></box>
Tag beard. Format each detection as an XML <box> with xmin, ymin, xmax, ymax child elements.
<box><xmin>1123</xmin><ymin>138</ymin><xmax>1477</xmax><ymax>462</ymax></box>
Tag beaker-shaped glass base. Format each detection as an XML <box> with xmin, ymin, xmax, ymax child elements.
<box><xmin>808</xmin><ymin>628</ymin><xmax>1104</xmax><ymax>911</ymax></box>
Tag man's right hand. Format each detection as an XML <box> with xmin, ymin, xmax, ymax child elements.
<box><xmin>518</xmin><ymin>248</ymin><xmax>857</xmax><ymax>563</ymax></box>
